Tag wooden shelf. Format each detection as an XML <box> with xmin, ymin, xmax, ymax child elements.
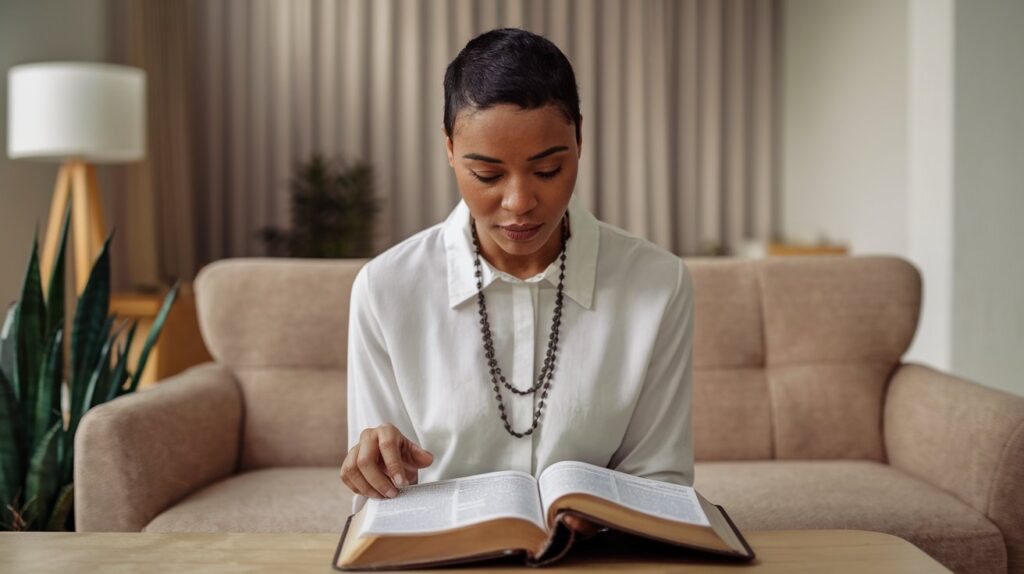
<box><xmin>109</xmin><ymin>282</ymin><xmax>212</xmax><ymax>389</ymax></box>
<box><xmin>767</xmin><ymin>243</ymin><xmax>848</xmax><ymax>256</ymax></box>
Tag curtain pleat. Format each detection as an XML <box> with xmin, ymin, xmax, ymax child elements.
<box><xmin>109</xmin><ymin>0</ymin><xmax>779</xmax><ymax>288</ymax></box>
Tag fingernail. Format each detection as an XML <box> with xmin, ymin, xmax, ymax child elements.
<box><xmin>386</xmin><ymin>487</ymin><xmax>398</xmax><ymax>498</ymax></box>
<box><xmin>393</xmin><ymin>474</ymin><xmax>407</xmax><ymax>488</ymax></box>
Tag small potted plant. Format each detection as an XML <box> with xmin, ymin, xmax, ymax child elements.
<box><xmin>260</xmin><ymin>153</ymin><xmax>378</xmax><ymax>258</ymax></box>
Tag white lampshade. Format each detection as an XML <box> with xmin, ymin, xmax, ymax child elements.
<box><xmin>7</xmin><ymin>62</ymin><xmax>146</xmax><ymax>163</ymax></box>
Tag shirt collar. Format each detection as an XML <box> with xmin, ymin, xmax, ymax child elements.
<box><xmin>443</xmin><ymin>193</ymin><xmax>599</xmax><ymax>310</ymax></box>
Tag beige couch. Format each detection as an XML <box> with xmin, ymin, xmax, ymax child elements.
<box><xmin>75</xmin><ymin>256</ymin><xmax>1024</xmax><ymax>574</ymax></box>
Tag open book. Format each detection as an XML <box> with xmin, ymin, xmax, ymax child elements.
<box><xmin>332</xmin><ymin>460</ymin><xmax>755</xmax><ymax>570</ymax></box>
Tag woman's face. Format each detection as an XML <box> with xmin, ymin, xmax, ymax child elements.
<box><xmin>444</xmin><ymin>104</ymin><xmax>582</xmax><ymax>268</ymax></box>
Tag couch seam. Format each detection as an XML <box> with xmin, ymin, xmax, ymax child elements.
<box><xmin>697</xmin><ymin>359</ymin><xmax>896</xmax><ymax>371</ymax></box>
<box><xmin>756</xmin><ymin>263</ymin><xmax>776</xmax><ymax>460</ymax></box>
<box><xmin>985</xmin><ymin>416</ymin><xmax>1024</xmax><ymax>518</ymax></box>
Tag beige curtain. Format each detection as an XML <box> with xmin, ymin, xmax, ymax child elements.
<box><xmin>110</xmin><ymin>0</ymin><xmax>778</xmax><ymax>286</ymax></box>
<box><xmin>107</xmin><ymin>0</ymin><xmax>196</xmax><ymax>290</ymax></box>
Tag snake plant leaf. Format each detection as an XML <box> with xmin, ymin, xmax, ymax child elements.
<box><xmin>0</xmin><ymin>368</ymin><xmax>27</xmax><ymax>521</ymax></box>
<box><xmin>45</xmin><ymin>482</ymin><xmax>73</xmax><ymax>532</ymax></box>
<box><xmin>106</xmin><ymin>322</ymin><xmax>136</xmax><ymax>403</ymax></box>
<box><xmin>62</xmin><ymin>311</ymin><xmax>111</xmax><ymax>488</ymax></box>
<box><xmin>128</xmin><ymin>280</ymin><xmax>179</xmax><ymax>394</ymax></box>
<box><xmin>70</xmin><ymin>234</ymin><xmax>111</xmax><ymax>412</ymax></box>
<box><xmin>70</xmin><ymin>315</ymin><xmax>113</xmax><ymax>432</ymax></box>
<box><xmin>88</xmin><ymin>319</ymin><xmax>129</xmax><ymax>411</ymax></box>
<box><xmin>31</xmin><ymin>329</ymin><xmax>63</xmax><ymax>458</ymax></box>
<box><xmin>15</xmin><ymin>237</ymin><xmax>46</xmax><ymax>445</ymax></box>
<box><xmin>0</xmin><ymin>303</ymin><xmax>16</xmax><ymax>392</ymax></box>
<box><xmin>79</xmin><ymin>333</ymin><xmax>115</xmax><ymax>430</ymax></box>
<box><xmin>45</xmin><ymin>203</ymin><xmax>71</xmax><ymax>341</ymax></box>
<box><xmin>22</xmin><ymin>421</ymin><xmax>60</xmax><ymax>530</ymax></box>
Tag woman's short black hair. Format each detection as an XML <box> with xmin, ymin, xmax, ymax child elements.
<box><xmin>443</xmin><ymin>28</ymin><xmax>581</xmax><ymax>144</ymax></box>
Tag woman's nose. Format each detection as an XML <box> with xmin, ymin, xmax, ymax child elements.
<box><xmin>501</xmin><ymin>180</ymin><xmax>538</xmax><ymax>214</ymax></box>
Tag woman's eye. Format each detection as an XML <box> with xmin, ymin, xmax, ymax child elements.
<box><xmin>469</xmin><ymin>166</ymin><xmax>561</xmax><ymax>184</ymax></box>
<box><xmin>470</xmin><ymin>171</ymin><xmax>501</xmax><ymax>183</ymax></box>
<box><xmin>536</xmin><ymin>167</ymin><xmax>562</xmax><ymax>179</ymax></box>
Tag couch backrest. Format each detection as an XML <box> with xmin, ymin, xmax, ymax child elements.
<box><xmin>195</xmin><ymin>257</ymin><xmax>369</xmax><ymax>470</ymax></box>
<box><xmin>195</xmin><ymin>255</ymin><xmax>921</xmax><ymax>469</ymax></box>
<box><xmin>688</xmin><ymin>255</ymin><xmax>920</xmax><ymax>462</ymax></box>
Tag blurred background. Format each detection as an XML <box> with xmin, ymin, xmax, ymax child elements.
<box><xmin>1</xmin><ymin>0</ymin><xmax>1021</xmax><ymax>397</ymax></box>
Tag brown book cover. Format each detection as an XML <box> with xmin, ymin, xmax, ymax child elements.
<box><xmin>331</xmin><ymin>462</ymin><xmax>756</xmax><ymax>570</ymax></box>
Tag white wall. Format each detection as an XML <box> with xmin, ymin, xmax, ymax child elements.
<box><xmin>0</xmin><ymin>0</ymin><xmax>110</xmax><ymax>310</ymax></box>
<box><xmin>951</xmin><ymin>0</ymin><xmax>1024</xmax><ymax>397</ymax></box>
<box><xmin>784</xmin><ymin>0</ymin><xmax>1024</xmax><ymax>397</ymax></box>
<box><xmin>906</xmin><ymin>0</ymin><xmax>954</xmax><ymax>372</ymax></box>
<box><xmin>781</xmin><ymin>0</ymin><xmax>909</xmax><ymax>256</ymax></box>
<box><xmin>781</xmin><ymin>0</ymin><xmax>952</xmax><ymax>363</ymax></box>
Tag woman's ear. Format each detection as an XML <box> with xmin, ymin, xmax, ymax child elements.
<box><xmin>442</xmin><ymin>126</ymin><xmax>455</xmax><ymax>167</ymax></box>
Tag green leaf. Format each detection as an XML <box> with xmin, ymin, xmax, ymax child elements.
<box><xmin>106</xmin><ymin>322</ymin><xmax>136</xmax><ymax>403</ymax></box>
<box><xmin>0</xmin><ymin>369</ymin><xmax>26</xmax><ymax>517</ymax></box>
<box><xmin>45</xmin><ymin>202</ymin><xmax>71</xmax><ymax>342</ymax></box>
<box><xmin>15</xmin><ymin>236</ymin><xmax>46</xmax><ymax>447</ymax></box>
<box><xmin>128</xmin><ymin>281</ymin><xmax>179</xmax><ymax>394</ymax></box>
<box><xmin>70</xmin><ymin>315</ymin><xmax>113</xmax><ymax>435</ymax></box>
<box><xmin>46</xmin><ymin>482</ymin><xmax>73</xmax><ymax>531</ymax></box>
<box><xmin>32</xmin><ymin>328</ymin><xmax>63</xmax><ymax>457</ymax></box>
<box><xmin>82</xmin><ymin>334</ymin><xmax>115</xmax><ymax>413</ymax></box>
<box><xmin>0</xmin><ymin>303</ymin><xmax>16</xmax><ymax>390</ymax></box>
<box><xmin>23</xmin><ymin>422</ymin><xmax>60</xmax><ymax>530</ymax></box>
<box><xmin>70</xmin><ymin>234</ymin><xmax>111</xmax><ymax>413</ymax></box>
<box><xmin>90</xmin><ymin>319</ymin><xmax>129</xmax><ymax>409</ymax></box>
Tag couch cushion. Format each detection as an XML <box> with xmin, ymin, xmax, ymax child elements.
<box><xmin>234</xmin><ymin>368</ymin><xmax>347</xmax><ymax>470</ymax></box>
<box><xmin>694</xmin><ymin>460</ymin><xmax>1006</xmax><ymax>574</ymax></box>
<box><xmin>194</xmin><ymin>258</ymin><xmax>368</xmax><ymax>370</ymax></box>
<box><xmin>759</xmin><ymin>257</ymin><xmax>920</xmax><ymax>461</ymax></box>
<box><xmin>686</xmin><ymin>256</ymin><xmax>921</xmax><ymax>462</ymax></box>
<box><xmin>144</xmin><ymin>468</ymin><xmax>352</xmax><ymax>533</ymax></box>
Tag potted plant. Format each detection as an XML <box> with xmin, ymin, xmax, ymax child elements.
<box><xmin>259</xmin><ymin>153</ymin><xmax>378</xmax><ymax>258</ymax></box>
<box><xmin>0</xmin><ymin>207</ymin><xmax>177</xmax><ymax>531</ymax></box>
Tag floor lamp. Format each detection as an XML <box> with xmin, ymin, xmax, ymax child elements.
<box><xmin>7</xmin><ymin>62</ymin><xmax>146</xmax><ymax>295</ymax></box>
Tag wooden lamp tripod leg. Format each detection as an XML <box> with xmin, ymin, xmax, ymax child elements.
<box><xmin>39</xmin><ymin>162</ymin><xmax>72</xmax><ymax>298</ymax></box>
<box><xmin>85</xmin><ymin>163</ymin><xmax>107</xmax><ymax>256</ymax></box>
<box><xmin>40</xmin><ymin>159</ymin><xmax>109</xmax><ymax>297</ymax></box>
<box><xmin>71</xmin><ymin>160</ymin><xmax>94</xmax><ymax>295</ymax></box>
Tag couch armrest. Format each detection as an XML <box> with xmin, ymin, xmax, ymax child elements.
<box><xmin>74</xmin><ymin>362</ymin><xmax>242</xmax><ymax>532</ymax></box>
<box><xmin>884</xmin><ymin>362</ymin><xmax>1024</xmax><ymax>569</ymax></box>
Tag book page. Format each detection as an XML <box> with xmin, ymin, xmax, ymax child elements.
<box><xmin>538</xmin><ymin>461</ymin><xmax>710</xmax><ymax>527</ymax></box>
<box><xmin>359</xmin><ymin>470</ymin><xmax>546</xmax><ymax>536</ymax></box>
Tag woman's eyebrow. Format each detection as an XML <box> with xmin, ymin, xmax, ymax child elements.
<box><xmin>462</xmin><ymin>146</ymin><xmax>569</xmax><ymax>164</ymax></box>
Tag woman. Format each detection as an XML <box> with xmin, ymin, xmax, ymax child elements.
<box><xmin>340</xmin><ymin>28</ymin><xmax>695</xmax><ymax>539</ymax></box>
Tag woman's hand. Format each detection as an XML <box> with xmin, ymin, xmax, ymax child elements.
<box><xmin>562</xmin><ymin>515</ymin><xmax>606</xmax><ymax>540</ymax></box>
<box><xmin>340</xmin><ymin>423</ymin><xmax>434</xmax><ymax>499</ymax></box>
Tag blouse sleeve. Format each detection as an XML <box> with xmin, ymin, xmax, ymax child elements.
<box><xmin>607</xmin><ymin>258</ymin><xmax>696</xmax><ymax>486</ymax></box>
<box><xmin>346</xmin><ymin>264</ymin><xmax>420</xmax><ymax>513</ymax></box>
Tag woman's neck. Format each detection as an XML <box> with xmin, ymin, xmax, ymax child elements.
<box><xmin>474</xmin><ymin>217</ymin><xmax>566</xmax><ymax>280</ymax></box>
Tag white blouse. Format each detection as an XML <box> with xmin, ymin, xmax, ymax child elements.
<box><xmin>346</xmin><ymin>192</ymin><xmax>695</xmax><ymax>513</ymax></box>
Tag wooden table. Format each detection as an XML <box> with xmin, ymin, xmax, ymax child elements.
<box><xmin>0</xmin><ymin>529</ymin><xmax>949</xmax><ymax>573</ymax></box>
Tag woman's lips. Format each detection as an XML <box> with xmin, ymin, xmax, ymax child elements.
<box><xmin>499</xmin><ymin>223</ymin><xmax>542</xmax><ymax>242</ymax></box>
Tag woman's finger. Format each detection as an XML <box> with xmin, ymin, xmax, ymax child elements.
<box><xmin>377</xmin><ymin>427</ymin><xmax>410</xmax><ymax>488</ymax></box>
<box><xmin>405</xmin><ymin>441</ymin><xmax>434</xmax><ymax>468</ymax></box>
<box><xmin>400</xmin><ymin>440</ymin><xmax>434</xmax><ymax>485</ymax></box>
<box><xmin>341</xmin><ymin>445</ymin><xmax>378</xmax><ymax>498</ymax></box>
<box><xmin>346</xmin><ymin>466</ymin><xmax>380</xmax><ymax>499</ymax></box>
<box><xmin>357</xmin><ymin>430</ymin><xmax>398</xmax><ymax>498</ymax></box>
